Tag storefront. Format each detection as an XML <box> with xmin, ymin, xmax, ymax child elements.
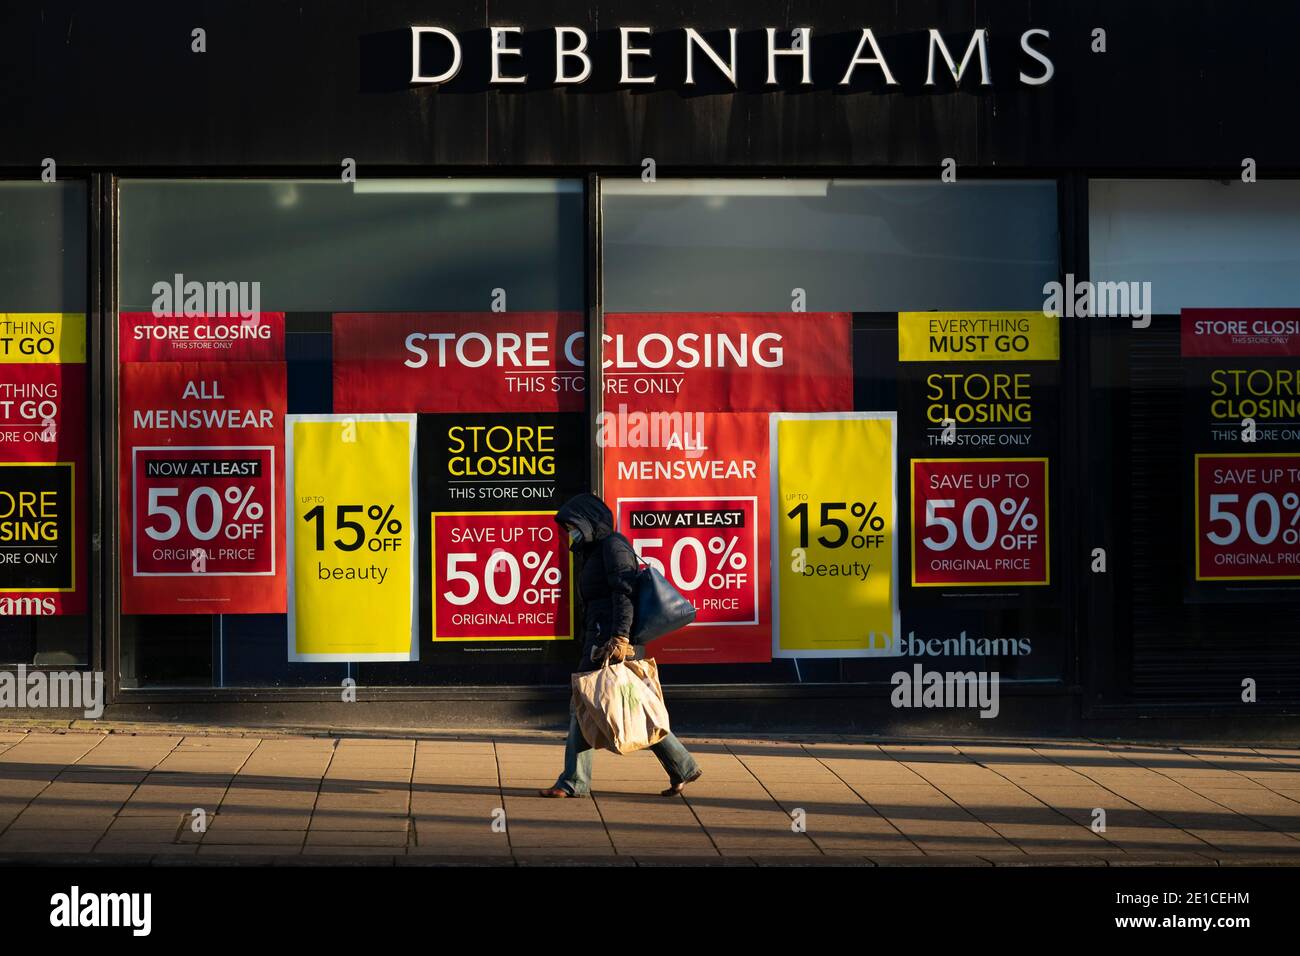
<box><xmin>2</xmin><ymin>1</ymin><xmax>1299</xmax><ymax>731</ymax></box>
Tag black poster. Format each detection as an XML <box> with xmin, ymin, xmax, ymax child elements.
<box><xmin>1181</xmin><ymin>310</ymin><xmax>1300</xmax><ymax>603</ymax></box>
<box><xmin>417</xmin><ymin>412</ymin><xmax>587</xmax><ymax>657</ymax></box>
<box><xmin>0</xmin><ymin>463</ymin><xmax>74</xmax><ymax>592</ymax></box>
<box><xmin>895</xmin><ymin>312</ymin><xmax>1061</xmax><ymax>610</ymax></box>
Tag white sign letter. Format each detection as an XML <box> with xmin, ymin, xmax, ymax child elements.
<box><xmin>1019</xmin><ymin>29</ymin><xmax>1054</xmax><ymax>86</ymax></box>
<box><xmin>555</xmin><ymin>27</ymin><xmax>592</xmax><ymax>84</ymax></box>
<box><xmin>766</xmin><ymin>27</ymin><xmax>812</xmax><ymax>85</ymax></box>
<box><xmin>839</xmin><ymin>28</ymin><xmax>897</xmax><ymax>86</ymax></box>
<box><xmin>411</xmin><ymin>27</ymin><xmax>462</xmax><ymax>84</ymax></box>
<box><xmin>620</xmin><ymin>27</ymin><xmax>656</xmax><ymax>85</ymax></box>
<box><xmin>490</xmin><ymin>27</ymin><xmax>527</xmax><ymax>84</ymax></box>
<box><xmin>684</xmin><ymin>28</ymin><xmax>738</xmax><ymax>87</ymax></box>
<box><xmin>926</xmin><ymin>29</ymin><xmax>991</xmax><ymax>86</ymax></box>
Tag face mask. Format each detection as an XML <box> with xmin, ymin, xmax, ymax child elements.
<box><xmin>567</xmin><ymin>525</ymin><xmax>583</xmax><ymax>545</ymax></box>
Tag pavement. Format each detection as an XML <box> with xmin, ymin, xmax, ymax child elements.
<box><xmin>1</xmin><ymin>722</ymin><xmax>1299</xmax><ymax>866</ymax></box>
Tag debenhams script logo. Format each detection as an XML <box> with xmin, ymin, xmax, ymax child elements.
<box><xmin>410</xmin><ymin>25</ymin><xmax>1055</xmax><ymax>89</ymax></box>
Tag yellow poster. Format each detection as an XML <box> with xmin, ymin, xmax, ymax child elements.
<box><xmin>898</xmin><ymin>312</ymin><xmax>1058</xmax><ymax>362</ymax></box>
<box><xmin>770</xmin><ymin>412</ymin><xmax>898</xmax><ymax>658</ymax></box>
<box><xmin>0</xmin><ymin>313</ymin><xmax>86</xmax><ymax>364</ymax></box>
<box><xmin>287</xmin><ymin>414</ymin><xmax>417</xmax><ymax>662</ymax></box>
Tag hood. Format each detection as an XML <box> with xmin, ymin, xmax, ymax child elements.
<box><xmin>555</xmin><ymin>493</ymin><xmax>615</xmax><ymax>548</ymax></box>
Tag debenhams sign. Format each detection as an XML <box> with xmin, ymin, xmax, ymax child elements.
<box><xmin>409</xmin><ymin>26</ymin><xmax>1056</xmax><ymax>88</ymax></box>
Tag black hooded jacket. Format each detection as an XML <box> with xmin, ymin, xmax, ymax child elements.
<box><xmin>555</xmin><ymin>494</ymin><xmax>639</xmax><ymax>650</ymax></box>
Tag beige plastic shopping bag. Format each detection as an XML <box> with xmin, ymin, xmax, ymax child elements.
<box><xmin>571</xmin><ymin>658</ymin><xmax>671</xmax><ymax>755</ymax></box>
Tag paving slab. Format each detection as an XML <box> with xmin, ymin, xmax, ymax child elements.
<box><xmin>0</xmin><ymin>724</ymin><xmax>1296</xmax><ymax>865</ymax></box>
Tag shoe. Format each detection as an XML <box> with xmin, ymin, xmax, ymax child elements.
<box><xmin>660</xmin><ymin>769</ymin><xmax>703</xmax><ymax>797</ymax></box>
<box><xmin>538</xmin><ymin>787</ymin><xmax>580</xmax><ymax>798</ymax></box>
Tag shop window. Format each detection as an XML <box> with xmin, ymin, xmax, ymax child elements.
<box><xmin>1089</xmin><ymin>180</ymin><xmax>1300</xmax><ymax>704</ymax></box>
<box><xmin>601</xmin><ymin>178</ymin><xmax>1064</xmax><ymax>687</ymax></box>
<box><xmin>0</xmin><ymin>182</ymin><xmax>91</xmax><ymax>667</ymax></box>
<box><xmin>117</xmin><ymin>179</ymin><xmax>585</xmax><ymax>687</ymax></box>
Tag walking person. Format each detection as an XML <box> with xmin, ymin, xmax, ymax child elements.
<box><xmin>539</xmin><ymin>493</ymin><xmax>703</xmax><ymax>798</ymax></box>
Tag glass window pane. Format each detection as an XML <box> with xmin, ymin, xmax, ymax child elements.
<box><xmin>117</xmin><ymin>178</ymin><xmax>586</xmax><ymax>688</ymax></box>
<box><xmin>603</xmin><ymin>179</ymin><xmax>1058</xmax><ymax>312</ymax></box>
<box><xmin>0</xmin><ymin>182</ymin><xmax>90</xmax><ymax>667</ymax></box>
<box><xmin>120</xmin><ymin>179</ymin><xmax>583</xmax><ymax>312</ymax></box>
<box><xmin>1088</xmin><ymin>179</ymin><xmax>1300</xmax><ymax>703</ymax></box>
<box><xmin>1090</xmin><ymin>180</ymin><xmax>1300</xmax><ymax>310</ymax></box>
<box><xmin>601</xmin><ymin>178</ymin><xmax>1063</xmax><ymax>687</ymax></box>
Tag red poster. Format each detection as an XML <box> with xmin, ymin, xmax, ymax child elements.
<box><xmin>0</xmin><ymin>363</ymin><xmax>85</xmax><ymax>462</ymax></box>
<box><xmin>602</xmin><ymin>313</ymin><xmax>853</xmax><ymax>412</ymax></box>
<box><xmin>120</xmin><ymin>362</ymin><xmax>286</xmax><ymax>613</ymax></box>
<box><xmin>1182</xmin><ymin>309</ymin><xmax>1300</xmax><ymax>357</ymax></box>
<box><xmin>120</xmin><ymin>312</ymin><xmax>286</xmax><ymax>362</ymax></box>
<box><xmin>603</xmin><ymin>412</ymin><xmax>771</xmax><ymax>664</ymax></box>
<box><xmin>333</xmin><ymin>312</ymin><xmax>585</xmax><ymax>413</ymax></box>
<box><xmin>429</xmin><ymin>511</ymin><xmax>573</xmax><ymax>641</ymax></box>
<box><xmin>0</xmin><ymin>363</ymin><xmax>87</xmax><ymax>615</ymax></box>
<box><xmin>911</xmin><ymin>458</ymin><xmax>1050</xmax><ymax>587</ymax></box>
<box><xmin>1195</xmin><ymin>453</ymin><xmax>1300</xmax><ymax>580</ymax></box>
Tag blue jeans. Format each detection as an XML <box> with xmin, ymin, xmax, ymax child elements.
<box><xmin>553</xmin><ymin>702</ymin><xmax>701</xmax><ymax>797</ymax></box>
